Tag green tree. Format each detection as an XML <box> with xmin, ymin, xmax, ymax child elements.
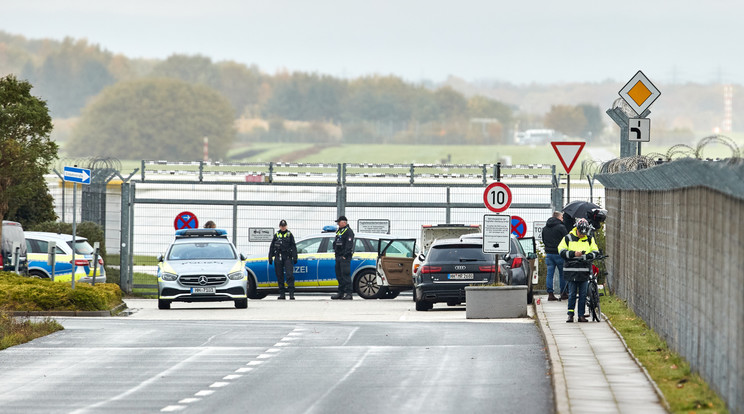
<box><xmin>67</xmin><ymin>78</ymin><xmax>236</xmax><ymax>160</ymax></box>
<box><xmin>544</xmin><ymin>104</ymin><xmax>587</xmax><ymax>137</ymax></box>
<box><xmin>0</xmin><ymin>75</ymin><xmax>58</xmax><ymax>229</ymax></box>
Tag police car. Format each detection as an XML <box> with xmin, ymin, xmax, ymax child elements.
<box><xmin>244</xmin><ymin>226</ymin><xmax>415</xmax><ymax>299</ymax></box>
<box><xmin>25</xmin><ymin>232</ymin><xmax>106</xmax><ymax>283</ymax></box>
<box><xmin>157</xmin><ymin>229</ymin><xmax>248</xmax><ymax>310</ymax></box>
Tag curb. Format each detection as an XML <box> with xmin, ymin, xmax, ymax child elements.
<box><xmin>534</xmin><ymin>297</ymin><xmax>570</xmax><ymax>414</ymax></box>
<box><xmin>11</xmin><ymin>301</ymin><xmax>129</xmax><ymax>317</ymax></box>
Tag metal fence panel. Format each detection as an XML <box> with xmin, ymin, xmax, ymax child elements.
<box><xmin>599</xmin><ymin>159</ymin><xmax>744</xmax><ymax>414</ymax></box>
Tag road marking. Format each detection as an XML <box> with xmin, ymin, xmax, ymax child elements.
<box><xmin>341</xmin><ymin>327</ymin><xmax>360</xmax><ymax>346</ymax></box>
<box><xmin>266</xmin><ymin>348</ymin><xmax>280</xmax><ymax>353</ymax></box>
<box><xmin>223</xmin><ymin>375</ymin><xmax>242</xmax><ymax>380</ymax></box>
<box><xmin>178</xmin><ymin>398</ymin><xmax>200</xmax><ymax>404</ymax></box>
<box><xmin>195</xmin><ymin>390</ymin><xmax>214</xmax><ymax>397</ymax></box>
<box><xmin>236</xmin><ymin>367</ymin><xmax>254</xmax><ymax>373</ymax></box>
<box><xmin>275</xmin><ymin>342</ymin><xmax>290</xmax><ymax>346</ymax></box>
<box><xmin>210</xmin><ymin>382</ymin><xmax>230</xmax><ymax>388</ymax></box>
<box><xmin>161</xmin><ymin>406</ymin><xmax>185</xmax><ymax>412</ymax></box>
<box><xmin>257</xmin><ymin>353</ymin><xmax>274</xmax><ymax>359</ymax></box>
<box><xmin>247</xmin><ymin>361</ymin><xmax>263</xmax><ymax>365</ymax></box>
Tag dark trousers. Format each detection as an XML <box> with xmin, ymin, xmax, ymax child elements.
<box><xmin>274</xmin><ymin>256</ymin><xmax>294</xmax><ymax>293</ymax></box>
<box><xmin>335</xmin><ymin>257</ymin><xmax>352</xmax><ymax>294</ymax></box>
<box><xmin>567</xmin><ymin>280</ymin><xmax>588</xmax><ymax>316</ymax></box>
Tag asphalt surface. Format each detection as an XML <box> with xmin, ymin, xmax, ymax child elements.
<box><xmin>0</xmin><ymin>297</ymin><xmax>553</xmax><ymax>414</ymax></box>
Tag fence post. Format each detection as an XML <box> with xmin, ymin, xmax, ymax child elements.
<box><xmin>232</xmin><ymin>184</ymin><xmax>238</xmax><ymax>248</ymax></box>
<box><xmin>409</xmin><ymin>164</ymin><xmax>415</xmax><ymax>185</ymax></box>
<box><xmin>336</xmin><ymin>163</ymin><xmax>347</xmax><ymax>219</ymax></box>
<box><xmin>119</xmin><ymin>182</ymin><xmax>131</xmax><ymax>294</ymax></box>
<box><xmin>481</xmin><ymin>164</ymin><xmax>487</xmax><ymax>185</ymax></box>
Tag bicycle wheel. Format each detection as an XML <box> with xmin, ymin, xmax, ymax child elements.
<box><xmin>589</xmin><ymin>282</ymin><xmax>601</xmax><ymax>322</ymax></box>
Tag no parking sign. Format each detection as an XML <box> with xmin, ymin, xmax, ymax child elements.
<box><xmin>174</xmin><ymin>211</ymin><xmax>199</xmax><ymax>230</ymax></box>
<box><xmin>510</xmin><ymin>215</ymin><xmax>527</xmax><ymax>238</ymax></box>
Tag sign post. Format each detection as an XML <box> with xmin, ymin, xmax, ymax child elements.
<box><xmin>550</xmin><ymin>142</ymin><xmax>585</xmax><ymax>203</ymax></box>
<box><xmin>483</xmin><ymin>215</ymin><xmax>511</xmax><ymax>284</ymax></box>
<box><xmin>63</xmin><ymin>166</ymin><xmax>91</xmax><ymax>289</ymax></box>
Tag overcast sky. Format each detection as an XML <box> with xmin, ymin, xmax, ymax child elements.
<box><xmin>1</xmin><ymin>0</ymin><xmax>740</xmax><ymax>85</ymax></box>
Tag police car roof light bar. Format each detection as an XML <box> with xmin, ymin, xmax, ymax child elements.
<box><xmin>175</xmin><ymin>229</ymin><xmax>228</xmax><ymax>238</ymax></box>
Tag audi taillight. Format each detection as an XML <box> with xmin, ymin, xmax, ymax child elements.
<box><xmin>511</xmin><ymin>258</ymin><xmax>523</xmax><ymax>268</ymax></box>
<box><xmin>421</xmin><ymin>265</ymin><xmax>442</xmax><ymax>274</ymax></box>
<box><xmin>479</xmin><ymin>265</ymin><xmax>495</xmax><ymax>272</ymax></box>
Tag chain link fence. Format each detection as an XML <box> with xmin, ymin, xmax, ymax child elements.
<box><xmin>598</xmin><ymin>157</ymin><xmax>744</xmax><ymax>414</ymax></box>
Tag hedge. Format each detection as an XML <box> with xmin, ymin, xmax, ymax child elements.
<box><xmin>0</xmin><ymin>272</ymin><xmax>122</xmax><ymax>311</ymax></box>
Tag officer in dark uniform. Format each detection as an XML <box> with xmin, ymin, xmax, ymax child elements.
<box><xmin>268</xmin><ymin>219</ymin><xmax>298</xmax><ymax>300</ymax></box>
<box><xmin>331</xmin><ymin>215</ymin><xmax>355</xmax><ymax>300</ymax></box>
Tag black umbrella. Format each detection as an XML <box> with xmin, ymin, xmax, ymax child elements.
<box><xmin>562</xmin><ymin>200</ymin><xmax>601</xmax><ymax>229</ymax></box>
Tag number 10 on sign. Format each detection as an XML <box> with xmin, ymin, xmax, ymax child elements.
<box><xmin>483</xmin><ymin>182</ymin><xmax>512</xmax><ymax>213</ymax></box>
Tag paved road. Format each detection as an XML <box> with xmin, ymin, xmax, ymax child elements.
<box><xmin>0</xmin><ymin>298</ymin><xmax>553</xmax><ymax>414</ymax></box>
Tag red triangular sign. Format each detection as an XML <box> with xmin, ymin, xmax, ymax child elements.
<box><xmin>551</xmin><ymin>141</ymin><xmax>586</xmax><ymax>173</ymax></box>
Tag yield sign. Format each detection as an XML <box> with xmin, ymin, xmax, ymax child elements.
<box><xmin>551</xmin><ymin>142</ymin><xmax>585</xmax><ymax>174</ymax></box>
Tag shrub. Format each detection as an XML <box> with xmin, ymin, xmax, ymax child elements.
<box><xmin>0</xmin><ymin>272</ymin><xmax>122</xmax><ymax>311</ymax></box>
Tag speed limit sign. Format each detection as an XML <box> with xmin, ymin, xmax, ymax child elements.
<box><xmin>483</xmin><ymin>182</ymin><xmax>512</xmax><ymax>213</ymax></box>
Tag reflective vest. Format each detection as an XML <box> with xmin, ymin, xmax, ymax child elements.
<box><xmin>557</xmin><ymin>229</ymin><xmax>599</xmax><ymax>281</ymax></box>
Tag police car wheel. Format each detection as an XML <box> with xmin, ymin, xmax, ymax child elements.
<box><xmin>29</xmin><ymin>270</ymin><xmax>49</xmax><ymax>279</ymax></box>
<box><xmin>235</xmin><ymin>298</ymin><xmax>248</xmax><ymax>309</ymax></box>
<box><xmin>158</xmin><ymin>299</ymin><xmax>171</xmax><ymax>310</ymax></box>
<box><xmin>354</xmin><ymin>271</ymin><xmax>381</xmax><ymax>299</ymax></box>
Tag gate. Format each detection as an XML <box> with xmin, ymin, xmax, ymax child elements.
<box><xmin>118</xmin><ymin>161</ymin><xmax>561</xmax><ymax>294</ymax></box>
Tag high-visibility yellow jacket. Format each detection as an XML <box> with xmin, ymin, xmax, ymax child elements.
<box><xmin>558</xmin><ymin>228</ymin><xmax>599</xmax><ymax>282</ymax></box>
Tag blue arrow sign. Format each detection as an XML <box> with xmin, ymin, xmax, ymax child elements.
<box><xmin>63</xmin><ymin>166</ymin><xmax>91</xmax><ymax>184</ymax></box>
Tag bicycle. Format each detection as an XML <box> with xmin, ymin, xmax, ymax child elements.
<box><xmin>586</xmin><ymin>254</ymin><xmax>608</xmax><ymax>322</ymax></box>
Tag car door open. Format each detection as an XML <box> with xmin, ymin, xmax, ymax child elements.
<box><xmin>518</xmin><ymin>236</ymin><xmax>538</xmax><ymax>284</ymax></box>
<box><xmin>376</xmin><ymin>239</ymin><xmax>416</xmax><ymax>288</ymax></box>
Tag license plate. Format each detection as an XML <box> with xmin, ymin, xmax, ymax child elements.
<box><xmin>448</xmin><ymin>273</ymin><xmax>474</xmax><ymax>280</ymax></box>
<box><xmin>191</xmin><ymin>287</ymin><xmax>216</xmax><ymax>294</ymax></box>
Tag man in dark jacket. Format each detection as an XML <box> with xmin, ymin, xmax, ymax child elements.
<box><xmin>269</xmin><ymin>219</ymin><xmax>298</xmax><ymax>300</ymax></box>
<box><xmin>542</xmin><ymin>211</ymin><xmax>568</xmax><ymax>301</ymax></box>
<box><xmin>331</xmin><ymin>215</ymin><xmax>355</xmax><ymax>300</ymax></box>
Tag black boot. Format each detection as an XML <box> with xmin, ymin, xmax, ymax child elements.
<box><xmin>289</xmin><ymin>292</ymin><xmax>295</xmax><ymax>300</ymax></box>
<box><xmin>566</xmin><ymin>313</ymin><xmax>574</xmax><ymax>323</ymax></box>
<box><xmin>330</xmin><ymin>293</ymin><xmax>343</xmax><ymax>300</ymax></box>
<box><xmin>277</xmin><ymin>293</ymin><xmax>286</xmax><ymax>300</ymax></box>
<box><xmin>341</xmin><ymin>293</ymin><xmax>353</xmax><ymax>300</ymax></box>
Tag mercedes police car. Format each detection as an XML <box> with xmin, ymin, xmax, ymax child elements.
<box><xmin>157</xmin><ymin>229</ymin><xmax>248</xmax><ymax>310</ymax></box>
<box><xmin>244</xmin><ymin>226</ymin><xmax>415</xmax><ymax>299</ymax></box>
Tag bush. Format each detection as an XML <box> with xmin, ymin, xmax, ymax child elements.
<box><xmin>0</xmin><ymin>272</ymin><xmax>122</xmax><ymax>311</ymax></box>
<box><xmin>28</xmin><ymin>221</ymin><xmax>107</xmax><ymax>257</ymax></box>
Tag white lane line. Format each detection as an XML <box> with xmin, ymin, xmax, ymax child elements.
<box><xmin>257</xmin><ymin>354</ymin><xmax>273</xmax><ymax>359</ymax></box>
<box><xmin>303</xmin><ymin>349</ymin><xmax>372</xmax><ymax>414</ymax></box>
<box><xmin>280</xmin><ymin>337</ymin><xmax>298</xmax><ymax>341</ymax></box>
<box><xmin>178</xmin><ymin>398</ymin><xmax>200</xmax><ymax>404</ymax></box>
<box><xmin>341</xmin><ymin>327</ymin><xmax>360</xmax><ymax>346</ymax></box>
<box><xmin>210</xmin><ymin>382</ymin><xmax>230</xmax><ymax>388</ymax></box>
<box><xmin>247</xmin><ymin>361</ymin><xmax>263</xmax><ymax>365</ymax></box>
<box><xmin>236</xmin><ymin>367</ymin><xmax>253</xmax><ymax>373</ymax></box>
<box><xmin>70</xmin><ymin>349</ymin><xmax>209</xmax><ymax>414</ymax></box>
<box><xmin>275</xmin><ymin>342</ymin><xmax>290</xmax><ymax>347</ymax></box>
<box><xmin>223</xmin><ymin>374</ymin><xmax>242</xmax><ymax>380</ymax></box>
<box><xmin>161</xmin><ymin>406</ymin><xmax>185</xmax><ymax>412</ymax></box>
<box><xmin>266</xmin><ymin>348</ymin><xmax>280</xmax><ymax>353</ymax></box>
<box><xmin>195</xmin><ymin>390</ymin><xmax>214</xmax><ymax>397</ymax></box>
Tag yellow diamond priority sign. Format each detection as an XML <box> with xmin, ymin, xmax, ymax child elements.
<box><xmin>619</xmin><ymin>70</ymin><xmax>660</xmax><ymax>116</ymax></box>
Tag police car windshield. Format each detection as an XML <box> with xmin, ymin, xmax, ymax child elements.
<box><xmin>168</xmin><ymin>242</ymin><xmax>235</xmax><ymax>260</ymax></box>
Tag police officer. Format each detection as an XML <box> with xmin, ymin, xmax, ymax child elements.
<box><xmin>331</xmin><ymin>215</ymin><xmax>355</xmax><ymax>300</ymax></box>
<box><xmin>558</xmin><ymin>218</ymin><xmax>599</xmax><ymax>322</ymax></box>
<box><xmin>269</xmin><ymin>219</ymin><xmax>297</xmax><ymax>300</ymax></box>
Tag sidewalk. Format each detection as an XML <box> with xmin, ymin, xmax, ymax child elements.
<box><xmin>535</xmin><ymin>294</ymin><xmax>669</xmax><ymax>414</ymax></box>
